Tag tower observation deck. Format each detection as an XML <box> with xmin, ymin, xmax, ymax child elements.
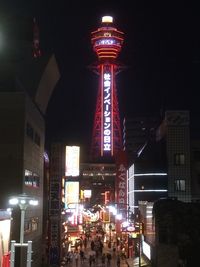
<box><xmin>90</xmin><ymin>16</ymin><xmax>125</xmax><ymax>160</ymax></box>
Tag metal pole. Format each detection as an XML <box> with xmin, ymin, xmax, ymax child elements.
<box><xmin>20</xmin><ymin>209</ymin><xmax>25</xmax><ymax>244</ymax></box>
<box><xmin>138</xmin><ymin>234</ymin><xmax>141</xmax><ymax>267</ymax></box>
<box><xmin>10</xmin><ymin>240</ymin><xmax>16</xmax><ymax>267</ymax></box>
<box><xmin>27</xmin><ymin>241</ymin><xmax>32</xmax><ymax>267</ymax></box>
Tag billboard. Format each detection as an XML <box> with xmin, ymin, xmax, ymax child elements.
<box><xmin>115</xmin><ymin>151</ymin><xmax>128</xmax><ymax>206</ymax></box>
<box><xmin>65</xmin><ymin>146</ymin><xmax>80</xmax><ymax>177</ymax></box>
<box><xmin>115</xmin><ymin>150</ymin><xmax>128</xmax><ymax>229</ymax></box>
<box><xmin>64</xmin><ymin>181</ymin><xmax>79</xmax><ymax>209</ymax></box>
<box><xmin>83</xmin><ymin>190</ymin><xmax>92</xmax><ymax>198</ymax></box>
<box><xmin>102</xmin><ymin>66</ymin><xmax>113</xmax><ymax>155</ymax></box>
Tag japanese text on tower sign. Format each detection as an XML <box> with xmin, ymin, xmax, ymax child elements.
<box><xmin>103</xmin><ymin>72</ymin><xmax>112</xmax><ymax>151</ymax></box>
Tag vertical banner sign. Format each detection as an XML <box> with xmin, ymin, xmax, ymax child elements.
<box><xmin>115</xmin><ymin>151</ymin><xmax>128</xmax><ymax>232</ymax></box>
<box><xmin>102</xmin><ymin>65</ymin><xmax>112</xmax><ymax>155</ymax></box>
<box><xmin>49</xmin><ymin>181</ymin><xmax>60</xmax><ymax>265</ymax></box>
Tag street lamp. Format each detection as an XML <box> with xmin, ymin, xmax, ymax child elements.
<box><xmin>9</xmin><ymin>193</ymin><xmax>38</xmax><ymax>267</ymax></box>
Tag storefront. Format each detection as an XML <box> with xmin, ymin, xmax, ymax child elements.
<box><xmin>0</xmin><ymin>209</ymin><xmax>11</xmax><ymax>267</ymax></box>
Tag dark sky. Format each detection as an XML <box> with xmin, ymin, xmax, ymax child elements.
<box><xmin>1</xmin><ymin>1</ymin><xmax>200</xmax><ymax>154</ymax></box>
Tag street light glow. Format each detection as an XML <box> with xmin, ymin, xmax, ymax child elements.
<box><xmin>29</xmin><ymin>200</ymin><xmax>38</xmax><ymax>206</ymax></box>
<box><xmin>9</xmin><ymin>194</ymin><xmax>38</xmax><ymax>208</ymax></box>
<box><xmin>9</xmin><ymin>198</ymin><xmax>19</xmax><ymax>205</ymax></box>
<box><xmin>116</xmin><ymin>213</ymin><xmax>122</xmax><ymax>220</ymax></box>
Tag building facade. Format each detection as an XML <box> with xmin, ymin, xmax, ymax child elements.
<box><xmin>0</xmin><ymin>92</ymin><xmax>45</xmax><ymax>266</ymax></box>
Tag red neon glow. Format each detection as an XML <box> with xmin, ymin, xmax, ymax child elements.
<box><xmin>90</xmin><ymin>17</ymin><xmax>124</xmax><ymax>159</ymax></box>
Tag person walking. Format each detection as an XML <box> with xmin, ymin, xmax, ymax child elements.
<box><xmin>101</xmin><ymin>253</ymin><xmax>106</xmax><ymax>266</ymax></box>
<box><xmin>89</xmin><ymin>255</ymin><xmax>93</xmax><ymax>267</ymax></box>
<box><xmin>117</xmin><ymin>255</ymin><xmax>120</xmax><ymax>267</ymax></box>
<box><xmin>74</xmin><ymin>251</ymin><xmax>79</xmax><ymax>267</ymax></box>
<box><xmin>107</xmin><ymin>252</ymin><xmax>111</xmax><ymax>266</ymax></box>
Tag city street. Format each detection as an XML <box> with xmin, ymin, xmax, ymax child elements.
<box><xmin>60</xmin><ymin>240</ymin><xmax>128</xmax><ymax>267</ymax></box>
<box><xmin>59</xmin><ymin>239</ymin><xmax>149</xmax><ymax>267</ymax></box>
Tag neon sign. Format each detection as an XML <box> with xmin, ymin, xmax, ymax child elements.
<box><xmin>103</xmin><ymin>69</ymin><xmax>112</xmax><ymax>152</ymax></box>
<box><xmin>95</xmin><ymin>39</ymin><xmax>119</xmax><ymax>46</ymax></box>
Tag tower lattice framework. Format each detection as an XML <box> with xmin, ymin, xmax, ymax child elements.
<box><xmin>90</xmin><ymin>16</ymin><xmax>125</xmax><ymax>160</ymax></box>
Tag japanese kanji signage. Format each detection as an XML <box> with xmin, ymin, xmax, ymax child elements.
<box><xmin>103</xmin><ymin>65</ymin><xmax>112</xmax><ymax>154</ymax></box>
<box><xmin>115</xmin><ymin>151</ymin><xmax>128</xmax><ymax>211</ymax></box>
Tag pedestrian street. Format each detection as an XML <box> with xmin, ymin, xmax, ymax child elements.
<box><xmin>60</xmin><ymin>240</ymin><xmax>128</xmax><ymax>267</ymax></box>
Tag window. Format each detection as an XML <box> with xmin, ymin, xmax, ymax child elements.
<box><xmin>25</xmin><ymin>170</ymin><xmax>33</xmax><ymax>186</ymax></box>
<box><xmin>26</xmin><ymin>123</ymin><xmax>34</xmax><ymax>140</ymax></box>
<box><xmin>24</xmin><ymin>169</ymin><xmax>39</xmax><ymax>188</ymax></box>
<box><xmin>175</xmin><ymin>179</ymin><xmax>186</xmax><ymax>191</ymax></box>
<box><xmin>31</xmin><ymin>217</ymin><xmax>39</xmax><ymax>231</ymax></box>
<box><xmin>174</xmin><ymin>154</ymin><xmax>185</xmax><ymax>165</ymax></box>
<box><xmin>24</xmin><ymin>217</ymin><xmax>38</xmax><ymax>233</ymax></box>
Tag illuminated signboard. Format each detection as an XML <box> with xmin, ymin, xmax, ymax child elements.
<box><xmin>83</xmin><ymin>190</ymin><xmax>92</xmax><ymax>198</ymax></box>
<box><xmin>142</xmin><ymin>240</ymin><xmax>151</xmax><ymax>260</ymax></box>
<box><xmin>64</xmin><ymin>181</ymin><xmax>79</xmax><ymax>209</ymax></box>
<box><xmin>95</xmin><ymin>39</ymin><xmax>120</xmax><ymax>46</ymax></box>
<box><xmin>103</xmin><ymin>67</ymin><xmax>112</xmax><ymax>154</ymax></box>
<box><xmin>65</xmin><ymin>146</ymin><xmax>80</xmax><ymax>177</ymax></box>
<box><xmin>115</xmin><ymin>151</ymin><xmax>128</xmax><ymax>233</ymax></box>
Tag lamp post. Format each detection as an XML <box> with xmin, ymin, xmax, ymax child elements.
<box><xmin>9</xmin><ymin>193</ymin><xmax>38</xmax><ymax>267</ymax></box>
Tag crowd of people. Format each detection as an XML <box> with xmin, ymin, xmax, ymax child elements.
<box><xmin>62</xmin><ymin>234</ymin><xmax>123</xmax><ymax>267</ymax></box>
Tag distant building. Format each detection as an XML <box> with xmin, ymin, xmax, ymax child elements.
<box><xmin>80</xmin><ymin>162</ymin><xmax>116</xmax><ymax>207</ymax></box>
<box><xmin>123</xmin><ymin>116</ymin><xmax>159</xmax><ymax>161</ymax></box>
<box><xmin>127</xmin><ymin>111</ymin><xmax>200</xmax><ymax>267</ymax></box>
<box><xmin>125</xmin><ymin>115</ymin><xmax>168</xmax><ymax>212</ymax></box>
<box><xmin>127</xmin><ymin>110</ymin><xmax>200</xmax><ymax>212</ymax></box>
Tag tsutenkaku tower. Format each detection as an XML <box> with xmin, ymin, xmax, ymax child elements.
<box><xmin>90</xmin><ymin>16</ymin><xmax>125</xmax><ymax>160</ymax></box>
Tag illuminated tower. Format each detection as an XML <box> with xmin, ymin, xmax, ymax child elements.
<box><xmin>90</xmin><ymin>16</ymin><xmax>125</xmax><ymax>160</ymax></box>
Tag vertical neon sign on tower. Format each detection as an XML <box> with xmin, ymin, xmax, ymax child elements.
<box><xmin>90</xmin><ymin>16</ymin><xmax>124</xmax><ymax>159</ymax></box>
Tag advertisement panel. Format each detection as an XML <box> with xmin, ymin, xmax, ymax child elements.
<box><xmin>64</xmin><ymin>181</ymin><xmax>79</xmax><ymax>209</ymax></box>
<box><xmin>102</xmin><ymin>65</ymin><xmax>113</xmax><ymax>156</ymax></box>
<box><xmin>65</xmin><ymin>146</ymin><xmax>80</xmax><ymax>177</ymax></box>
<box><xmin>83</xmin><ymin>190</ymin><xmax>92</xmax><ymax>198</ymax></box>
<box><xmin>115</xmin><ymin>151</ymin><xmax>128</xmax><ymax>232</ymax></box>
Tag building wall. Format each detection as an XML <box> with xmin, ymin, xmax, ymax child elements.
<box><xmin>23</xmin><ymin>95</ymin><xmax>45</xmax><ymax>266</ymax></box>
<box><xmin>165</xmin><ymin>111</ymin><xmax>191</xmax><ymax>202</ymax></box>
<box><xmin>49</xmin><ymin>142</ymin><xmax>65</xmax><ymax>265</ymax></box>
<box><xmin>190</xmin><ymin>140</ymin><xmax>200</xmax><ymax>201</ymax></box>
<box><xmin>0</xmin><ymin>92</ymin><xmax>45</xmax><ymax>267</ymax></box>
<box><xmin>0</xmin><ymin>93</ymin><xmax>25</xmax><ymax>208</ymax></box>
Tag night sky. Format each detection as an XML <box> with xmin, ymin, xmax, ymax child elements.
<box><xmin>1</xmin><ymin>1</ymin><xmax>200</xmax><ymax>155</ymax></box>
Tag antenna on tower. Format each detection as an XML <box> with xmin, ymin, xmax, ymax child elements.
<box><xmin>32</xmin><ymin>17</ymin><xmax>41</xmax><ymax>58</ymax></box>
